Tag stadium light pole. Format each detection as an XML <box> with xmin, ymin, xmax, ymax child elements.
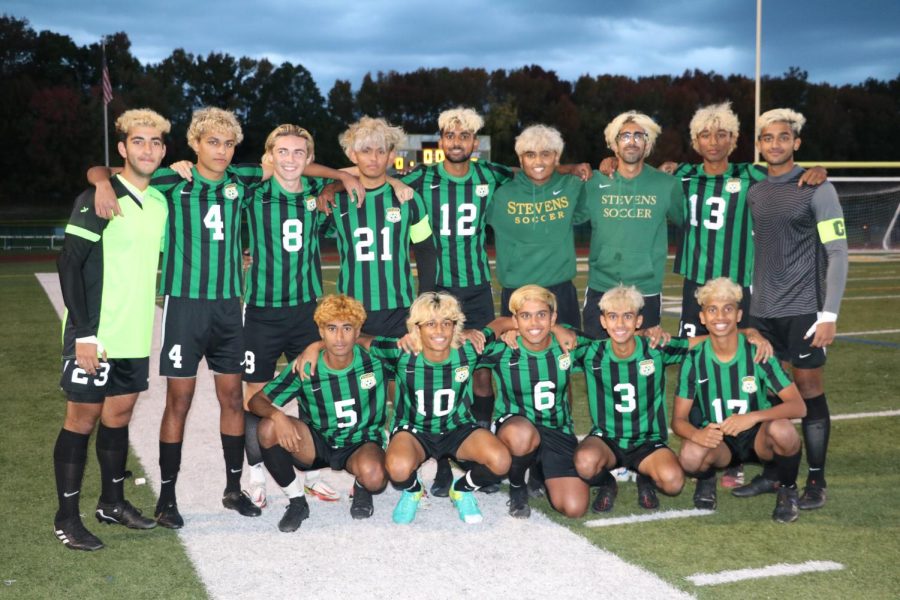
<box><xmin>754</xmin><ymin>0</ymin><xmax>762</xmax><ymax>163</ymax></box>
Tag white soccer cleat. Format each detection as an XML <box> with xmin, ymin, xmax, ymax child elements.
<box><xmin>304</xmin><ymin>479</ymin><xmax>341</xmax><ymax>502</ymax></box>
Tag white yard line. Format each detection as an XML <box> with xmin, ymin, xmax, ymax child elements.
<box><xmin>37</xmin><ymin>273</ymin><xmax>694</xmax><ymax>600</ymax></box>
<box><xmin>585</xmin><ymin>508</ymin><xmax>714</xmax><ymax>528</ymax></box>
<box><xmin>686</xmin><ymin>560</ymin><xmax>844</xmax><ymax>587</ymax></box>
<box><xmin>841</xmin><ymin>295</ymin><xmax>900</xmax><ymax>301</ymax></box>
<box><xmin>837</xmin><ymin>328</ymin><xmax>900</xmax><ymax>337</ymax></box>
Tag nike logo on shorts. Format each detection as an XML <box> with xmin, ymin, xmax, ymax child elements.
<box><xmin>799</xmin><ymin>353</ymin><xmax>812</xmax><ymax>359</ymax></box>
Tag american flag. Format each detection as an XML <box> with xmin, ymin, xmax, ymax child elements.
<box><xmin>101</xmin><ymin>49</ymin><xmax>113</xmax><ymax>105</ymax></box>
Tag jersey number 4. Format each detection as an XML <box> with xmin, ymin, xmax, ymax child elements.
<box><xmin>204</xmin><ymin>205</ymin><xmax>225</xmax><ymax>240</ymax></box>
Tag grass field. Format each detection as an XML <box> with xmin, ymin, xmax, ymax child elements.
<box><xmin>2</xmin><ymin>252</ymin><xmax>898</xmax><ymax>599</ymax></box>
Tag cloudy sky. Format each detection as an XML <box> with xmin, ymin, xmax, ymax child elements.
<box><xmin>8</xmin><ymin>0</ymin><xmax>899</xmax><ymax>92</ymax></box>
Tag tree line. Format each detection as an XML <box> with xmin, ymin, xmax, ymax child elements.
<box><xmin>1</xmin><ymin>15</ymin><xmax>898</xmax><ymax>213</ymax></box>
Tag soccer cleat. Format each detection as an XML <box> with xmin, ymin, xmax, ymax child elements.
<box><xmin>350</xmin><ymin>485</ymin><xmax>375</xmax><ymax>520</ymax></box>
<box><xmin>449</xmin><ymin>482</ymin><xmax>483</xmax><ymax>524</ymax></box>
<box><xmin>305</xmin><ymin>479</ymin><xmax>341</xmax><ymax>502</ymax></box>
<box><xmin>222</xmin><ymin>490</ymin><xmax>262</xmax><ymax>517</ymax></box>
<box><xmin>479</xmin><ymin>482</ymin><xmax>501</xmax><ymax>494</ymax></box>
<box><xmin>773</xmin><ymin>486</ymin><xmax>800</xmax><ymax>523</ymax></box>
<box><xmin>54</xmin><ymin>517</ymin><xmax>104</xmax><ymax>551</ymax></box>
<box><xmin>279</xmin><ymin>496</ymin><xmax>310</xmax><ymax>532</ymax></box>
<box><xmin>431</xmin><ymin>459</ymin><xmax>453</xmax><ymax>498</ymax></box>
<box><xmin>526</xmin><ymin>470</ymin><xmax>545</xmax><ymax>499</ymax></box>
<box><xmin>95</xmin><ymin>500</ymin><xmax>157</xmax><ymax>529</ymax></box>
<box><xmin>798</xmin><ymin>484</ymin><xmax>827</xmax><ymax>510</ymax></box>
<box><xmin>637</xmin><ymin>477</ymin><xmax>659</xmax><ymax>510</ymax></box>
<box><xmin>693</xmin><ymin>477</ymin><xmax>717</xmax><ymax>510</ymax></box>
<box><xmin>392</xmin><ymin>488</ymin><xmax>423</xmax><ymax>524</ymax></box>
<box><xmin>248</xmin><ymin>482</ymin><xmax>267</xmax><ymax>509</ymax></box>
<box><xmin>154</xmin><ymin>501</ymin><xmax>184</xmax><ymax>529</ymax></box>
<box><xmin>721</xmin><ymin>465</ymin><xmax>745</xmax><ymax>488</ymax></box>
<box><xmin>732</xmin><ymin>475</ymin><xmax>779</xmax><ymax>498</ymax></box>
<box><xmin>591</xmin><ymin>480</ymin><xmax>618</xmax><ymax>514</ymax></box>
<box><xmin>507</xmin><ymin>485</ymin><xmax>531</xmax><ymax>519</ymax></box>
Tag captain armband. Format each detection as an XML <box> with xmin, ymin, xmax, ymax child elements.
<box><xmin>817</xmin><ymin>218</ymin><xmax>846</xmax><ymax>243</ymax></box>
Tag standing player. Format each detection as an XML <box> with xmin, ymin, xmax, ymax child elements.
<box><xmin>573</xmin><ymin>286</ymin><xmax>690</xmax><ymax>512</ymax></box>
<box><xmin>478</xmin><ymin>285</ymin><xmax>589</xmax><ymax>519</ymax></box>
<box><xmin>487</xmin><ymin>125</ymin><xmax>587</xmax><ymax>329</ymax></box>
<box><xmin>329</xmin><ymin>116</ymin><xmax>436</xmax><ymax>337</ymax></box>
<box><xmin>53</xmin><ymin>109</ymin><xmax>170</xmax><ymax>550</ymax></box>
<box><xmin>247</xmin><ymin>295</ymin><xmax>389</xmax><ymax>531</ymax></box>
<box><xmin>742</xmin><ymin>108</ymin><xmax>847</xmax><ymax>510</ymax></box>
<box><xmin>579</xmin><ymin>111</ymin><xmax>684</xmax><ymax>339</ymax></box>
<box><xmin>672</xmin><ymin>278</ymin><xmax>806</xmax><ymax>522</ymax></box>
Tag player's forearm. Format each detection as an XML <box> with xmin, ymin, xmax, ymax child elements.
<box><xmin>87</xmin><ymin>166</ymin><xmax>115</xmax><ymax>185</ymax></box>
<box><xmin>57</xmin><ymin>243</ymin><xmax>94</xmax><ymax>337</ymax></box>
<box><xmin>412</xmin><ymin>237</ymin><xmax>436</xmax><ymax>294</ymax></box>
<box><xmin>247</xmin><ymin>391</ymin><xmax>280</xmax><ymax>420</ymax></box>
<box><xmin>822</xmin><ymin>242</ymin><xmax>848</xmax><ymax>315</ymax></box>
<box><xmin>305</xmin><ymin>162</ymin><xmax>347</xmax><ymax>182</ymax></box>
<box><xmin>671</xmin><ymin>401</ymin><xmax>699</xmax><ymax>440</ymax></box>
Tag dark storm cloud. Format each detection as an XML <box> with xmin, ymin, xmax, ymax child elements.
<box><xmin>6</xmin><ymin>0</ymin><xmax>898</xmax><ymax>91</ymax></box>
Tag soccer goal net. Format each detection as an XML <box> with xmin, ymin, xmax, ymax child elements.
<box><xmin>831</xmin><ymin>178</ymin><xmax>900</xmax><ymax>251</ymax></box>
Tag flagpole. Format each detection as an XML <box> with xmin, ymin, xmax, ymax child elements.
<box><xmin>754</xmin><ymin>0</ymin><xmax>762</xmax><ymax>163</ymax></box>
<box><xmin>102</xmin><ymin>38</ymin><xmax>110</xmax><ymax>167</ymax></box>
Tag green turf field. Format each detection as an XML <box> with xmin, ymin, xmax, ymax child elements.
<box><xmin>2</xmin><ymin>253</ymin><xmax>898</xmax><ymax>598</ymax></box>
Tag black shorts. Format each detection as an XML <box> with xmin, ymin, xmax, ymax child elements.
<box><xmin>160</xmin><ymin>296</ymin><xmax>244</xmax><ymax>377</ymax></box>
<box><xmin>437</xmin><ymin>282</ymin><xmax>495</xmax><ymax>330</ymax></box>
<box><xmin>750</xmin><ymin>313</ymin><xmax>826</xmax><ymax>368</ymax></box>
<box><xmin>582</xmin><ymin>288</ymin><xmax>661</xmax><ymax>340</ymax></box>
<box><xmin>362</xmin><ymin>307</ymin><xmax>408</xmax><ymax>338</ymax></box>
<box><xmin>294</xmin><ymin>426</ymin><xmax>383</xmax><ymax>472</ymax></box>
<box><xmin>496</xmin><ymin>415</ymin><xmax>578</xmax><ymax>479</ymax></box>
<box><xmin>679</xmin><ymin>279</ymin><xmax>751</xmax><ymax>337</ymax></box>
<box><xmin>591</xmin><ymin>432</ymin><xmax>669</xmax><ymax>472</ymax></box>
<box><xmin>243</xmin><ymin>302</ymin><xmax>319</xmax><ymax>383</ymax></box>
<box><xmin>390</xmin><ymin>422</ymin><xmax>480</xmax><ymax>461</ymax></box>
<box><xmin>501</xmin><ymin>280</ymin><xmax>581</xmax><ymax>329</ymax></box>
<box><xmin>723</xmin><ymin>423</ymin><xmax>762</xmax><ymax>467</ymax></box>
<box><xmin>60</xmin><ymin>357</ymin><xmax>149</xmax><ymax>403</ymax></box>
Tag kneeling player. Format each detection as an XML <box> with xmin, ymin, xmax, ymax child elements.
<box><xmin>573</xmin><ymin>286</ymin><xmax>689</xmax><ymax>513</ymax></box>
<box><xmin>248</xmin><ymin>295</ymin><xmax>389</xmax><ymax>531</ymax></box>
<box><xmin>672</xmin><ymin>278</ymin><xmax>806</xmax><ymax>523</ymax></box>
<box><xmin>479</xmin><ymin>285</ymin><xmax>588</xmax><ymax>518</ymax></box>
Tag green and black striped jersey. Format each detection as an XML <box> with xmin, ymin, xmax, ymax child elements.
<box><xmin>369</xmin><ymin>333</ymin><xmax>494</xmax><ymax>434</ymax></box>
<box><xmin>574</xmin><ymin>337</ymin><xmax>690</xmax><ymax>450</ymax></box>
<box><xmin>262</xmin><ymin>346</ymin><xmax>388</xmax><ymax>448</ymax></box>
<box><xmin>478</xmin><ymin>336</ymin><xmax>580</xmax><ymax>434</ymax></box>
<box><xmin>329</xmin><ymin>183</ymin><xmax>432</xmax><ymax>311</ymax></box>
<box><xmin>403</xmin><ymin>161</ymin><xmax>513</xmax><ymax>288</ymax></box>
<box><xmin>244</xmin><ymin>176</ymin><xmax>326</xmax><ymax>307</ymax></box>
<box><xmin>154</xmin><ymin>164</ymin><xmax>261</xmax><ymax>299</ymax></box>
<box><xmin>677</xmin><ymin>334</ymin><xmax>792</xmax><ymax>428</ymax></box>
<box><xmin>673</xmin><ymin>162</ymin><xmax>766</xmax><ymax>286</ymax></box>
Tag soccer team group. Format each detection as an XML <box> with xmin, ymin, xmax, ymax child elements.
<box><xmin>52</xmin><ymin>99</ymin><xmax>847</xmax><ymax>551</ymax></box>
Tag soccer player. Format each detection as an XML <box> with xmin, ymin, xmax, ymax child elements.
<box><xmin>579</xmin><ymin>111</ymin><xmax>684</xmax><ymax>340</ymax></box>
<box><xmin>88</xmin><ymin>108</ymin><xmax>265</xmax><ymax>527</ymax></box>
<box><xmin>247</xmin><ymin>295</ymin><xmax>389</xmax><ymax>531</ymax></box>
<box><xmin>53</xmin><ymin>109</ymin><xmax>170</xmax><ymax>550</ymax></box>
<box><xmin>329</xmin><ymin>116</ymin><xmax>436</xmax><ymax>337</ymax></box>
<box><xmin>739</xmin><ymin>108</ymin><xmax>848</xmax><ymax>510</ymax></box>
<box><xmin>672</xmin><ymin>278</ymin><xmax>806</xmax><ymax>523</ymax></box>
<box><xmin>487</xmin><ymin>125</ymin><xmax>587</xmax><ymax>329</ymax></box>
<box><xmin>300</xmin><ymin>292</ymin><xmax>512</xmax><ymax>524</ymax></box>
<box><xmin>478</xmin><ymin>285</ymin><xmax>589</xmax><ymax>518</ymax></box>
<box><xmin>573</xmin><ymin>285</ymin><xmax>690</xmax><ymax>512</ymax></box>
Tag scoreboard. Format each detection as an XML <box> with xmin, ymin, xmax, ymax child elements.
<box><xmin>392</xmin><ymin>134</ymin><xmax>492</xmax><ymax>172</ymax></box>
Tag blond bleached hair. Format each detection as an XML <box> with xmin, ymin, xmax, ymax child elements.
<box><xmin>339</xmin><ymin>116</ymin><xmax>406</xmax><ymax>157</ymax></box>
<box><xmin>313</xmin><ymin>294</ymin><xmax>367</xmax><ymax>329</ymax></box>
<box><xmin>438</xmin><ymin>107</ymin><xmax>484</xmax><ymax>134</ymax></box>
<box><xmin>508</xmin><ymin>284</ymin><xmax>557</xmax><ymax>315</ymax></box>
<box><xmin>599</xmin><ymin>285</ymin><xmax>645</xmax><ymax>314</ymax></box>
<box><xmin>757</xmin><ymin>108</ymin><xmax>806</xmax><ymax>137</ymax></box>
<box><xmin>187</xmin><ymin>107</ymin><xmax>243</xmax><ymax>149</ymax></box>
<box><xmin>695</xmin><ymin>277</ymin><xmax>743</xmax><ymax>308</ymax></box>
<box><xmin>115</xmin><ymin>108</ymin><xmax>171</xmax><ymax>141</ymax></box>
<box><xmin>406</xmin><ymin>292</ymin><xmax>466</xmax><ymax>353</ymax></box>
<box><xmin>604</xmin><ymin>110</ymin><xmax>661</xmax><ymax>158</ymax></box>
<box><xmin>690</xmin><ymin>102</ymin><xmax>740</xmax><ymax>155</ymax></box>
<box><xmin>514</xmin><ymin>124</ymin><xmax>565</xmax><ymax>157</ymax></box>
<box><xmin>264</xmin><ymin>124</ymin><xmax>315</xmax><ymax>162</ymax></box>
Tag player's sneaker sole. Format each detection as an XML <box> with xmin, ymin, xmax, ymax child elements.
<box><xmin>279</xmin><ymin>496</ymin><xmax>310</xmax><ymax>532</ymax></box>
<box><xmin>54</xmin><ymin>517</ymin><xmax>104</xmax><ymax>551</ymax></box>
<box><xmin>95</xmin><ymin>500</ymin><xmax>157</xmax><ymax>529</ymax></box>
<box><xmin>222</xmin><ymin>490</ymin><xmax>262</xmax><ymax>517</ymax></box>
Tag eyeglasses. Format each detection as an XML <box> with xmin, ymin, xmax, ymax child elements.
<box><xmin>617</xmin><ymin>131</ymin><xmax>647</xmax><ymax>143</ymax></box>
